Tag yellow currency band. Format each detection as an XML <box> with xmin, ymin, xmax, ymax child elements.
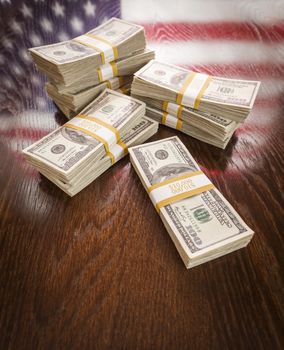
<box><xmin>97</xmin><ymin>61</ymin><xmax>118</xmax><ymax>83</ymax></box>
<box><xmin>119</xmin><ymin>85</ymin><xmax>129</xmax><ymax>95</ymax></box>
<box><xmin>105</xmin><ymin>140</ymin><xmax>128</xmax><ymax>163</ymax></box>
<box><xmin>162</xmin><ymin>101</ymin><xmax>168</xmax><ymax>111</ymax></box>
<box><xmin>110</xmin><ymin>61</ymin><xmax>118</xmax><ymax>76</ymax></box>
<box><xmin>162</xmin><ymin>101</ymin><xmax>183</xmax><ymax>119</ymax></box>
<box><xmin>193</xmin><ymin>76</ymin><xmax>212</xmax><ymax>110</ymax></box>
<box><xmin>176</xmin><ymin>119</ymin><xmax>183</xmax><ymax>130</ymax></box>
<box><xmin>117</xmin><ymin>140</ymin><xmax>128</xmax><ymax>155</ymax></box>
<box><xmin>73</xmin><ymin>38</ymin><xmax>106</xmax><ymax>64</ymax></box>
<box><xmin>77</xmin><ymin>114</ymin><xmax>121</xmax><ymax>142</ymax></box>
<box><xmin>147</xmin><ymin>170</ymin><xmax>214</xmax><ymax>213</ymax></box>
<box><xmin>64</xmin><ymin>123</ymin><xmax>115</xmax><ymax>164</ymax></box>
<box><xmin>176</xmin><ymin>72</ymin><xmax>196</xmax><ymax>105</ymax></box>
<box><xmin>97</xmin><ymin>68</ymin><xmax>103</xmax><ymax>83</ymax></box>
<box><xmin>161</xmin><ymin>111</ymin><xmax>182</xmax><ymax>130</ymax></box>
<box><xmin>177</xmin><ymin>105</ymin><xmax>183</xmax><ymax>119</ymax></box>
<box><xmin>148</xmin><ymin>170</ymin><xmax>203</xmax><ymax>192</ymax></box>
<box><xmin>87</xmin><ymin>34</ymin><xmax>119</xmax><ymax>60</ymax></box>
<box><xmin>155</xmin><ymin>184</ymin><xmax>214</xmax><ymax>212</ymax></box>
<box><xmin>119</xmin><ymin>76</ymin><xmax>124</xmax><ymax>86</ymax></box>
<box><xmin>161</xmin><ymin>111</ymin><xmax>167</xmax><ymax>125</ymax></box>
<box><xmin>106</xmin><ymin>80</ymin><xmax>112</xmax><ymax>88</ymax></box>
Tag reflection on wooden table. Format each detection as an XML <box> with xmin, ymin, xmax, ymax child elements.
<box><xmin>0</xmin><ymin>1</ymin><xmax>283</xmax><ymax>349</ymax></box>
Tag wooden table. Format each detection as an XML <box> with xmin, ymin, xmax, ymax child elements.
<box><xmin>1</xmin><ymin>1</ymin><xmax>283</xmax><ymax>349</ymax></box>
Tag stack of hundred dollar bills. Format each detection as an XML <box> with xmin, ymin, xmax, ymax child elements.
<box><xmin>22</xmin><ymin>89</ymin><xmax>158</xmax><ymax>196</ymax></box>
<box><xmin>131</xmin><ymin>60</ymin><xmax>261</xmax><ymax>148</ymax></box>
<box><xmin>129</xmin><ymin>136</ymin><xmax>254</xmax><ymax>268</ymax></box>
<box><xmin>29</xmin><ymin>18</ymin><xmax>155</xmax><ymax>118</ymax></box>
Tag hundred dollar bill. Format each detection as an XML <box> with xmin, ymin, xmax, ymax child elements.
<box><xmin>49</xmin><ymin>81</ymin><xmax>132</xmax><ymax>119</ymax></box>
<box><xmin>129</xmin><ymin>136</ymin><xmax>254</xmax><ymax>268</ymax></box>
<box><xmin>48</xmin><ymin>48</ymin><xmax>154</xmax><ymax>94</ymax></box>
<box><xmin>23</xmin><ymin>89</ymin><xmax>145</xmax><ymax>182</ymax></box>
<box><xmin>29</xmin><ymin>18</ymin><xmax>146</xmax><ymax>85</ymax></box>
<box><xmin>34</xmin><ymin>117</ymin><xmax>158</xmax><ymax>196</ymax></box>
<box><xmin>131</xmin><ymin>93</ymin><xmax>237</xmax><ymax>140</ymax></box>
<box><xmin>145</xmin><ymin>106</ymin><xmax>238</xmax><ymax>149</ymax></box>
<box><xmin>132</xmin><ymin>60</ymin><xmax>261</xmax><ymax>122</ymax></box>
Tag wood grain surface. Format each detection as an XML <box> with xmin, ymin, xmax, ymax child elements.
<box><xmin>0</xmin><ymin>1</ymin><xmax>284</xmax><ymax>349</ymax></box>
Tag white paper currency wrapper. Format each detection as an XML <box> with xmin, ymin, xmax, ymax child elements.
<box><xmin>148</xmin><ymin>171</ymin><xmax>213</xmax><ymax>211</ymax></box>
<box><xmin>66</xmin><ymin>116</ymin><xmax>118</xmax><ymax>151</ymax></box>
<box><xmin>181</xmin><ymin>73</ymin><xmax>209</xmax><ymax>108</ymax></box>
<box><xmin>164</xmin><ymin>102</ymin><xmax>183</xmax><ymax>117</ymax></box>
<box><xmin>99</xmin><ymin>63</ymin><xmax>116</xmax><ymax>81</ymax></box>
<box><xmin>106</xmin><ymin>142</ymin><xmax>127</xmax><ymax>163</ymax></box>
<box><xmin>162</xmin><ymin>113</ymin><xmax>182</xmax><ymax>129</ymax></box>
<box><xmin>73</xmin><ymin>35</ymin><xmax>116</xmax><ymax>63</ymax></box>
<box><xmin>108</xmin><ymin>77</ymin><xmax>121</xmax><ymax>90</ymax></box>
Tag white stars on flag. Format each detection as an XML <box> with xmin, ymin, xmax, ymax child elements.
<box><xmin>12</xmin><ymin>64</ymin><xmax>24</xmax><ymax>76</ymax></box>
<box><xmin>40</xmin><ymin>17</ymin><xmax>53</xmax><ymax>32</ymax></box>
<box><xmin>21</xmin><ymin>4</ymin><xmax>33</xmax><ymax>18</ymax></box>
<box><xmin>3</xmin><ymin>77</ymin><xmax>14</xmax><ymax>89</ymax></box>
<box><xmin>31</xmin><ymin>75</ymin><xmax>41</xmax><ymax>86</ymax></box>
<box><xmin>70</xmin><ymin>16</ymin><xmax>84</xmax><ymax>32</ymax></box>
<box><xmin>20</xmin><ymin>49</ymin><xmax>32</xmax><ymax>63</ymax></box>
<box><xmin>0</xmin><ymin>54</ymin><xmax>5</xmax><ymax>64</ymax></box>
<box><xmin>3</xmin><ymin>38</ymin><xmax>13</xmax><ymax>49</ymax></box>
<box><xmin>57</xmin><ymin>31</ymin><xmax>70</xmax><ymax>41</ymax></box>
<box><xmin>52</xmin><ymin>2</ymin><xmax>65</xmax><ymax>17</ymax></box>
<box><xmin>30</xmin><ymin>33</ymin><xmax>41</xmax><ymax>46</ymax></box>
<box><xmin>84</xmin><ymin>1</ymin><xmax>96</xmax><ymax>17</ymax></box>
<box><xmin>36</xmin><ymin>96</ymin><xmax>47</xmax><ymax>109</ymax></box>
<box><xmin>100</xmin><ymin>16</ymin><xmax>109</xmax><ymax>24</ymax></box>
<box><xmin>10</xmin><ymin>19</ymin><xmax>22</xmax><ymax>34</ymax></box>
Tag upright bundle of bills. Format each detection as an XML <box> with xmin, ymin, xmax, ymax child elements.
<box><xmin>46</xmin><ymin>76</ymin><xmax>133</xmax><ymax>119</ymax></box>
<box><xmin>129</xmin><ymin>136</ymin><xmax>254</xmax><ymax>268</ymax></box>
<box><xmin>29</xmin><ymin>18</ymin><xmax>154</xmax><ymax>118</ymax></box>
<box><xmin>131</xmin><ymin>60</ymin><xmax>260</xmax><ymax>148</ymax></box>
<box><xmin>22</xmin><ymin>89</ymin><xmax>158</xmax><ymax>196</ymax></box>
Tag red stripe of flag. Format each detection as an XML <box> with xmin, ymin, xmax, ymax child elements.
<box><xmin>0</xmin><ymin>128</ymin><xmax>50</xmax><ymax>140</ymax></box>
<box><xmin>182</xmin><ymin>63</ymin><xmax>284</xmax><ymax>79</ymax></box>
<box><xmin>143</xmin><ymin>22</ymin><xmax>284</xmax><ymax>42</ymax></box>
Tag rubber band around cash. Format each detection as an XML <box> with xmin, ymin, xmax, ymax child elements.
<box><xmin>72</xmin><ymin>34</ymin><xmax>118</xmax><ymax>64</ymax></box>
<box><xmin>64</xmin><ymin>114</ymin><xmax>122</xmax><ymax>165</ymax></box>
<box><xmin>161</xmin><ymin>112</ymin><xmax>183</xmax><ymax>131</ymax></box>
<box><xmin>176</xmin><ymin>72</ymin><xmax>212</xmax><ymax>109</ymax></box>
<box><xmin>147</xmin><ymin>170</ymin><xmax>215</xmax><ymax>213</ymax></box>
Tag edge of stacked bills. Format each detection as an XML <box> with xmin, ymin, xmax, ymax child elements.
<box><xmin>29</xmin><ymin>17</ymin><xmax>146</xmax><ymax>86</ymax></box>
<box><xmin>132</xmin><ymin>60</ymin><xmax>261</xmax><ymax>122</ymax></box>
<box><xmin>22</xmin><ymin>89</ymin><xmax>147</xmax><ymax>190</ymax></box>
<box><xmin>39</xmin><ymin>116</ymin><xmax>158</xmax><ymax>196</ymax></box>
<box><xmin>129</xmin><ymin>136</ymin><xmax>254</xmax><ymax>268</ymax></box>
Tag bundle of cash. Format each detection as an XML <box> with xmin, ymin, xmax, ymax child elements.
<box><xmin>40</xmin><ymin>117</ymin><xmax>158</xmax><ymax>196</ymax></box>
<box><xmin>145</xmin><ymin>106</ymin><xmax>238</xmax><ymax>149</ymax></box>
<box><xmin>132</xmin><ymin>94</ymin><xmax>239</xmax><ymax>148</ymax></box>
<box><xmin>23</xmin><ymin>89</ymin><xmax>158</xmax><ymax>195</ymax></box>
<box><xmin>131</xmin><ymin>94</ymin><xmax>238</xmax><ymax>142</ymax></box>
<box><xmin>46</xmin><ymin>77</ymin><xmax>133</xmax><ymax>119</ymax></box>
<box><xmin>132</xmin><ymin>60</ymin><xmax>260</xmax><ymax>123</ymax></box>
<box><xmin>30</xmin><ymin>18</ymin><xmax>154</xmax><ymax>120</ymax></box>
<box><xmin>29</xmin><ymin>18</ymin><xmax>146</xmax><ymax>86</ymax></box>
<box><xmin>48</xmin><ymin>48</ymin><xmax>155</xmax><ymax>94</ymax></box>
<box><xmin>45</xmin><ymin>48</ymin><xmax>155</xmax><ymax>119</ymax></box>
<box><xmin>129</xmin><ymin>136</ymin><xmax>254</xmax><ymax>268</ymax></box>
